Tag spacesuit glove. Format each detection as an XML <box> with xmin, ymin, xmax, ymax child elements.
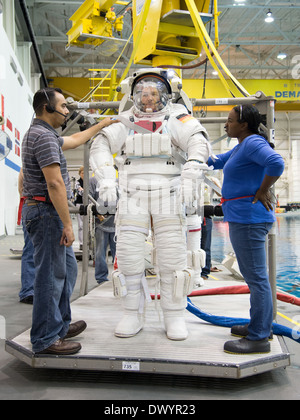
<box><xmin>181</xmin><ymin>161</ymin><xmax>209</xmax><ymax>180</ymax></box>
<box><xmin>96</xmin><ymin>179</ymin><xmax>118</xmax><ymax>214</ymax></box>
<box><xmin>181</xmin><ymin>178</ymin><xmax>199</xmax><ymax>208</ymax></box>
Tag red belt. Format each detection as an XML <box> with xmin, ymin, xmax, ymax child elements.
<box><xmin>17</xmin><ymin>196</ymin><xmax>50</xmax><ymax>225</ymax></box>
<box><xmin>220</xmin><ymin>195</ymin><xmax>254</xmax><ymax>205</ymax></box>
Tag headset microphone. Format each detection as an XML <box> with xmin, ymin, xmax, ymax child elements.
<box><xmin>53</xmin><ymin>109</ymin><xmax>67</xmax><ymax>118</ymax></box>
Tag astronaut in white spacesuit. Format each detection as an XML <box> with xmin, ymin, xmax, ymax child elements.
<box><xmin>90</xmin><ymin>69</ymin><xmax>211</xmax><ymax>341</ymax></box>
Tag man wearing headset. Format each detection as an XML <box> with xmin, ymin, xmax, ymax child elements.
<box><xmin>21</xmin><ymin>87</ymin><xmax>117</xmax><ymax>355</ymax></box>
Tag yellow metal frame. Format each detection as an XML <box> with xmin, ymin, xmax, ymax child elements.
<box><xmin>67</xmin><ymin>0</ymin><xmax>129</xmax><ymax>48</ymax></box>
<box><xmin>185</xmin><ymin>0</ymin><xmax>249</xmax><ymax>97</ymax></box>
<box><xmin>132</xmin><ymin>0</ymin><xmax>213</xmax><ymax>66</ymax></box>
<box><xmin>65</xmin><ymin>0</ymin><xmax>251</xmax><ymax>102</ymax></box>
<box><xmin>89</xmin><ymin>68</ymin><xmax>118</xmax><ymax>101</ymax></box>
<box><xmin>129</xmin><ymin>0</ymin><xmax>249</xmax><ymax>97</ymax></box>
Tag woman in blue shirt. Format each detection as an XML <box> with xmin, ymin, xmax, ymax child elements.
<box><xmin>208</xmin><ymin>105</ymin><xmax>284</xmax><ymax>355</ymax></box>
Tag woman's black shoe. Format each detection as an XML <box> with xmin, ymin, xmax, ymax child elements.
<box><xmin>231</xmin><ymin>324</ymin><xmax>273</xmax><ymax>340</ymax></box>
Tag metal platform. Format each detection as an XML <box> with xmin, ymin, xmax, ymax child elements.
<box><xmin>5</xmin><ymin>279</ymin><xmax>290</xmax><ymax>380</ymax></box>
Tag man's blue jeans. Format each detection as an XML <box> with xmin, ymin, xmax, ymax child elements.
<box><xmin>19</xmin><ymin>221</ymin><xmax>35</xmax><ymax>301</ymax></box>
<box><xmin>95</xmin><ymin>227</ymin><xmax>116</xmax><ymax>283</ymax></box>
<box><xmin>22</xmin><ymin>202</ymin><xmax>77</xmax><ymax>353</ymax></box>
<box><xmin>229</xmin><ymin>222</ymin><xmax>274</xmax><ymax>341</ymax></box>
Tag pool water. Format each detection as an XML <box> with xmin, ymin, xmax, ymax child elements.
<box><xmin>211</xmin><ymin>213</ymin><xmax>300</xmax><ymax>298</ymax></box>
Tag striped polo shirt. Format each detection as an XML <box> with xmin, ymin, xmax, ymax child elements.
<box><xmin>22</xmin><ymin>118</ymin><xmax>71</xmax><ymax>199</ymax></box>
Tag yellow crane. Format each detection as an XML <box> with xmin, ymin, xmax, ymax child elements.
<box><xmin>67</xmin><ymin>0</ymin><xmax>250</xmax><ymax>99</ymax></box>
<box><xmin>67</xmin><ymin>0</ymin><xmax>127</xmax><ymax>48</ymax></box>
<box><xmin>131</xmin><ymin>0</ymin><xmax>249</xmax><ymax>97</ymax></box>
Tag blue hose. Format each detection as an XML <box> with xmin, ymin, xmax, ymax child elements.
<box><xmin>187</xmin><ymin>298</ymin><xmax>300</xmax><ymax>344</ymax></box>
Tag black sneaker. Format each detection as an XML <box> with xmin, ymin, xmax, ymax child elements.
<box><xmin>231</xmin><ymin>324</ymin><xmax>273</xmax><ymax>340</ymax></box>
<box><xmin>224</xmin><ymin>337</ymin><xmax>271</xmax><ymax>355</ymax></box>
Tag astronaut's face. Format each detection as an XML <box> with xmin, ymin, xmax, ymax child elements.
<box><xmin>133</xmin><ymin>77</ymin><xmax>169</xmax><ymax>113</ymax></box>
<box><xmin>140</xmin><ymin>86</ymin><xmax>160</xmax><ymax>112</ymax></box>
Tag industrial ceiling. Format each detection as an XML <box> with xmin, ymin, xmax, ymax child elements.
<box><xmin>15</xmin><ymin>0</ymin><xmax>300</xmax><ymax>86</ymax></box>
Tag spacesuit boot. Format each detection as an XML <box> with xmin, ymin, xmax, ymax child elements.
<box><xmin>160</xmin><ymin>277</ymin><xmax>189</xmax><ymax>341</ymax></box>
<box><xmin>114</xmin><ymin>274</ymin><xmax>145</xmax><ymax>338</ymax></box>
<box><xmin>187</xmin><ymin>214</ymin><xmax>205</xmax><ymax>287</ymax></box>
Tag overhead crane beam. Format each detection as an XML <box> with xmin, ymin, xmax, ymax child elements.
<box><xmin>67</xmin><ymin>0</ymin><xmax>129</xmax><ymax>48</ymax></box>
<box><xmin>66</xmin><ymin>0</ymin><xmax>251</xmax><ymax>99</ymax></box>
<box><xmin>131</xmin><ymin>0</ymin><xmax>249</xmax><ymax>97</ymax></box>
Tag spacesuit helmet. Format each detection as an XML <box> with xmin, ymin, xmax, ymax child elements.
<box><xmin>131</xmin><ymin>72</ymin><xmax>172</xmax><ymax>113</ymax></box>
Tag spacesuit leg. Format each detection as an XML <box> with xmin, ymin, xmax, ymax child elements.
<box><xmin>152</xmin><ymin>213</ymin><xmax>192</xmax><ymax>340</ymax></box>
<box><xmin>186</xmin><ymin>214</ymin><xmax>206</xmax><ymax>287</ymax></box>
<box><xmin>113</xmin><ymin>211</ymin><xmax>150</xmax><ymax>338</ymax></box>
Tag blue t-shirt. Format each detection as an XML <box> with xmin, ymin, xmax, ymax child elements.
<box><xmin>208</xmin><ymin>135</ymin><xmax>284</xmax><ymax>224</ymax></box>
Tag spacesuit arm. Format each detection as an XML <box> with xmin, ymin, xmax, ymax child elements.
<box><xmin>90</xmin><ymin>132</ymin><xmax>116</xmax><ymax>184</ymax></box>
<box><xmin>90</xmin><ymin>121</ymin><xmax>127</xmax><ymax>181</ymax></box>
<box><xmin>168</xmin><ymin>110</ymin><xmax>212</xmax><ymax>168</ymax></box>
<box><xmin>90</xmin><ymin>132</ymin><xmax>118</xmax><ymax>211</ymax></box>
<box><xmin>169</xmin><ymin>113</ymin><xmax>212</xmax><ymax>208</ymax></box>
<box><xmin>186</xmin><ymin>131</ymin><xmax>212</xmax><ymax>165</ymax></box>
<box><xmin>181</xmin><ymin>132</ymin><xmax>211</xmax><ymax>182</ymax></box>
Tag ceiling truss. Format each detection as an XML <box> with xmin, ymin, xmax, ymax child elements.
<box><xmin>15</xmin><ymin>0</ymin><xmax>300</xmax><ymax>81</ymax></box>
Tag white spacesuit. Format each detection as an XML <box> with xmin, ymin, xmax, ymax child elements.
<box><xmin>90</xmin><ymin>69</ymin><xmax>211</xmax><ymax>340</ymax></box>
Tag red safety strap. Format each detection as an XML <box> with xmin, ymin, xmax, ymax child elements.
<box><xmin>220</xmin><ymin>195</ymin><xmax>254</xmax><ymax>205</ymax></box>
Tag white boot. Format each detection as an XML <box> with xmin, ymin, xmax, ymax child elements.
<box><xmin>114</xmin><ymin>276</ymin><xmax>144</xmax><ymax>338</ymax></box>
<box><xmin>194</xmin><ymin>271</ymin><xmax>205</xmax><ymax>287</ymax></box>
<box><xmin>160</xmin><ymin>279</ymin><xmax>189</xmax><ymax>341</ymax></box>
<box><xmin>164</xmin><ymin>312</ymin><xmax>188</xmax><ymax>341</ymax></box>
<box><xmin>114</xmin><ymin>311</ymin><xmax>143</xmax><ymax>338</ymax></box>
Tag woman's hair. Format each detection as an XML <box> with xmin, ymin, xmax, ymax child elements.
<box><xmin>233</xmin><ymin>104</ymin><xmax>274</xmax><ymax>148</ymax></box>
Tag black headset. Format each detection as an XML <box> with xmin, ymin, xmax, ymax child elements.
<box><xmin>43</xmin><ymin>89</ymin><xmax>55</xmax><ymax>113</ymax></box>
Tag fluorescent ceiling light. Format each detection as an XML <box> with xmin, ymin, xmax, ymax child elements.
<box><xmin>265</xmin><ymin>9</ymin><xmax>274</xmax><ymax>23</ymax></box>
<box><xmin>233</xmin><ymin>0</ymin><xmax>246</xmax><ymax>5</ymax></box>
<box><xmin>277</xmin><ymin>52</ymin><xmax>287</xmax><ymax>60</ymax></box>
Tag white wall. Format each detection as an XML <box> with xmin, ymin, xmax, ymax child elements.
<box><xmin>0</xmin><ymin>21</ymin><xmax>34</xmax><ymax>236</ymax></box>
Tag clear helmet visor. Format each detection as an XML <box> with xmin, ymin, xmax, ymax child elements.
<box><xmin>132</xmin><ymin>77</ymin><xmax>169</xmax><ymax>113</ymax></box>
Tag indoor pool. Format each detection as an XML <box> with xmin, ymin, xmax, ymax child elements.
<box><xmin>211</xmin><ymin>212</ymin><xmax>300</xmax><ymax>298</ymax></box>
